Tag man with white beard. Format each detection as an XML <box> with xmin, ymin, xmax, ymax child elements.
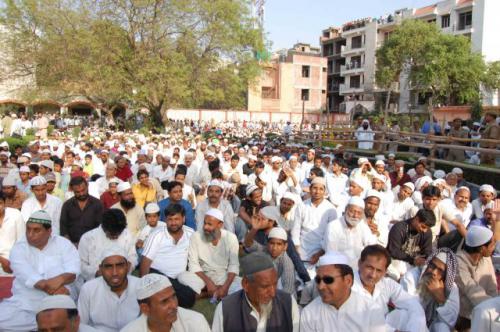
<box><xmin>400</xmin><ymin>249</ymin><xmax>460</xmax><ymax>332</ymax></box>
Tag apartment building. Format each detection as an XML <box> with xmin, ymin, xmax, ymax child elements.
<box><xmin>248</xmin><ymin>43</ymin><xmax>327</xmax><ymax>116</ymax></box>
<box><xmin>320</xmin><ymin>0</ymin><xmax>500</xmax><ymax>116</ymax></box>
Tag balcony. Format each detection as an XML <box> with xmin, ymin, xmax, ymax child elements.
<box><xmin>340</xmin><ymin>62</ymin><xmax>364</xmax><ymax>75</ymax></box>
<box><xmin>339</xmin><ymin>83</ymin><xmax>364</xmax><ymax>95</ymax></box>
<box><xmin>341</xmin><ymin>44</ymin><xmax>365</xmax><ymax>56</ymax></box>
<box><xmin>342</xmin><ymin>25</ymin><xmax>367</xmax><ymax>37</ymax></box>
<box><xmin>328</xmin><ymin>84</ymin><xmax>340</xmax><ymax>93</ymax></box>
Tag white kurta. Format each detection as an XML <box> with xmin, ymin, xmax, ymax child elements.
<box><xmin>352</xmin><ymin>273</ymin><xmax>427</xmax><ymax>332</ymax></box>
<box><xmin>21</xmin><ymin>194</ymin><xmax>63</xmax><ymax>235</ymax></box>
<box><xmin>355</xmin><ymin>127</ymin><xmax>375</xmax><ymax>150</ymax></box>
<box><xmin>194</xmin><ymin>199</ymin><xmax>235</xmax><ymax>233</ymax></box>
<box><xmin>78</xmin><ymin>276</ymin><xmax>141</xmax><ymax>332</ymax></box>
<box><xmin>471</xmin><ymin>198</ymin><xmax>494</xmax><ymax>219</ymax></box>
<box><xmin>0</xmin><ymin>207</ymin><xmax>25</xmax><ymax>275</ymax></box>
<box><xmin>78</xmin><ymin>226</ymin><xmax>138</xmax><ymax>281</ymax></box>
<box><xmin>325</xmin><ymin>172</ymin><xmax>348</xmax><ymax>205</ymax></box>
<box><xmin>471</xmin><ymin>297</ymin><xmax>500</xmax><ymax>332</ymax></box>
<box><xmin>120</xmin><ymin>309</ymin><xmax>211</xmax><ymax>332</ymax></box>
<box><xmin>300</xmin><ymin>291</ymin><xmax>386</xmax><ymax>332</ymax></box>
<box><xmin>390</xmin><ymin>196</ymin><xmax>415</xmax><ymax>222</ymax></box>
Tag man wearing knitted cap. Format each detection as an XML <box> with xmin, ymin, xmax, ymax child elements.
<box><xmin>455</xmin><ymin>226</ymin><xmax>497</xmax><ymax>330</ymax></box>
<box><xmin>188</xmin><ymin>208</ymin><xmax>241</xmax><ymax>300</ymax></box>
<box><xmin>21</xmin><ymin>175</ymin><xmax>63</xmax><ymax>235</ymax></box>
<box><xmin>212</xmin><ymin>251</ymin><xmax>300</xmax><ymax>332</ymax></box>
<box><xmin>400</xmin><ymin>248</ymin><xmax>460</xmax><ymax>331</ymax></box>
<box><xmin>0</xmin><ymin>210</ymin><xmax>80</xmax><ymax>331</ymax></box>
<box><xmin>300</xmin><ymin>252</ymin><xmax>385</xmax><ymax>331</ymax></box>
<box><xmin>194</xmin><ymin>179</ymin><xmax>235</xmax><ymax>233</ymax></box>
<box><xmin>78</xmin><ymin>246</ymin><xmax>140</xmax><ymax>331</ymax></box>
<box><xmin>121</xmin><ymin>273</ymin><xmax>210</xmax><ymax>332</ymax></box>
<box><xmin>36</xmin><ymin>295</ymin><xmax>99</xmax><ymax>332</ymax></box>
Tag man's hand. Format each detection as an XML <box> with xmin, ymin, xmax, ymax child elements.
<box><xmin>366</xmin><ymin>220</ymin><xmax>380</xmax><ymax>237</ymax></box>
<box><xmin>414</xmin><ymin>256</ymin><xmax>427</xmax><ymax>266</ymax></box>
<box><xmin>52</xmin><ymin>286</ymin><xmax>70</xmax><ymax>296</ymax></box>
<box><xmin>426</xmin><ymin>277</ymin><xmax>446</xmax><ymax>304</ymax></box>
<box><xmin>250</xmin><ymin>214</ymin><xmax>268</xmax><ymax>230</ymax></box>
<box><xmin>215</xmin><ymin>284</ymin><xmax>229</xmax><ymax>300</ymax></box>
<box><xmin>205</xmin><ymin>280</ymin><xmax>218</xmax><ymax>296</ymax></box>
<box><xmin>44</xmin><ymin>276</ymin><xmax>64</xmax><ymax>294</ymax></box>
<box><xmin>0</xmin><ymin>256</ymin><xmax>12</xmax><ymax>274</ymax></box>
<box><xmin>309</xmin><ymin>251</ymin><xmax>324</xmax><ymax>265</ymax></box>
<box><xmin>136</xmin><ymin>239</ymin><xmax>144</xmax><ymax>249</ymax></box>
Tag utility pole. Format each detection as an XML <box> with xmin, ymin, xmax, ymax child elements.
<box><xmin>300</xmin><ymin>98</ymin><xmax>305</xmax><ymax>135</ymax></box>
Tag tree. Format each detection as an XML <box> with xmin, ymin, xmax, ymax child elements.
<box><xmin>376</xmin><ymin>19</ymin><xmax>488</xmax><ymax>119</ymax></box>
<box><xmin>0</xmin><ymin>0</ymin><xmax>264</xmax><ymax>126</ymax></box>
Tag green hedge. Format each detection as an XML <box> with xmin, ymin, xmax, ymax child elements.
<box><xmin>1</xmin><ymin>135</ymin><xmax>36</xmax><ymax>151</ymax></box>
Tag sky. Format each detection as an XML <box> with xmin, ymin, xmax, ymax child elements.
<box><xmin>264</xmin><ymin>0</ymin><xmax>439</xmax><ymax>51</ymax></box>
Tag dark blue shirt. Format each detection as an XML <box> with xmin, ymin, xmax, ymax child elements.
<box><xmin>158</xmin><ymin>198</ymin><xmax>196</xmax><ymax>230</ymax></box>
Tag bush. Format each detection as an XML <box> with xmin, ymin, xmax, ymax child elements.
<box><xmin>47</xmin><ymin>125</ymin><xmax>55</xmax><ymax>137</ymax></box>
<box><xmin>1</xmin><ymin>135</ymin><xmax>36</xmax><ymax>151</ymax></box>
<box><xmin>72</xmin><ymin>127</ymin><xmax>81</xmax><ymax>139</ymax></box>
<box><xmin>25</xmin><ymin>128</ymin><xmax>36</xmax><ymax>136</ymax></box>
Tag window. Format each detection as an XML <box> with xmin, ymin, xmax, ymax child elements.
<box><xmin>350</xmin><ymin>76</ymin><xmax>361</xmax><ymax>89</ymax></box>
<box><xmin>301</xmin><ymin>89</ymin><xmax>309</xmax><ymax>101</ymax></box>
<box><xmin>458</xmin><ymin>11</ymin><xmax>472</xmax><ymax>30</ymax></box>
<box><xmin>322</xmin><ymin>67</ymin><xmax>327</xmax><ymax>73</ymax></box>
<box><xmin>351</xmin><ymin>36</ymin><xmax>363</xmax><ymax>49</ymax></box>
<box><xmin>441</xmin><ymin>14</ymin><xmax>450</xmax><ymax>28</ymax></box>
<box><xmin>322</xmin><ymin>90</ymin><xmax>326</xmax><ymax>94</ymax></box>
<box><xmin>302</xmin><ymin>65</ymin><xmax>310</xmax><ymax>78</ymax></box>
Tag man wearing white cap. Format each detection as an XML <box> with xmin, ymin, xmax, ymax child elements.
<box><xmin>95</xmin><ymin>163</ymin><xmax>122</xmax><ymax>196</ymax></box>
<box><xmin>2</xmin><ymin>175</ymin><xmax>27</xmax><ymax>210</ymax></box>
<box><xmin>319</xmin><ymin>196</ymin><xmax>377</xmax><ymax>268</ymax></box>
<box><xmin>188</xmin><ymin>208</ymin><xmax>241</xmax><ymax>300</ymax></box>
<box><xmin>455</xmin><ymin>226</ymin><xmax>497</xmax><ymax>330</ymax></box>
<box><xmin>292</xmin><ymin>176</ymin><xmax>337</xmax><ymax>264</ymax></box>
<box><xmin>0</xmin><ymin>210</ymin><xmax>80</xmax><ymax>332</ymax></box>
<box><xmin>78</xmin><ymin>246</ymin><xmax>140</xmax><ymax>332</ymax></box>
<box><xmin>471</xmin><ymin>184</ymin><xmax>496</xmax><ymax>219</ymax></box>
<box><xmin>21</xmin><ymin>175</ymin><xmax>63</xmax><ymax>235</ymax></box>
<box><xmin>0</xmin><ymin>150</ymin><xmax>14</xmax><ymax>178</ymax></box>
<box><xmin>194</xmin><ymin>179</ymin><xmax>235</xmax><ymax>233</ymax></box>
<box><xmin>111</xmin><ymin>181</ymin><xmax>147</xmax><ymax>237</ymax></box>
<box><xmin>363</xmin><ymin>190</ymin><xmax>390</xmax><ymax>247</ymax></box>
<box><xmin>36</xmin><ymin>295</ymin><xmax>99</xmax><ymax>332</ymax></box>
<box><xmin>121</xmin><ymin>273</ymin><xmax>210</xmax><ymax>332</ymax></box>
<box><xmin>300</xmin><ymin>252</ymin><xmax>385</xmax><ymax>331</ymax></box>
<box><xmin>355</xmin><ymin>119</ymin><xmax>375</xmax><ymax>150</ymax></box>
<box><xmin>390</xmin><ymin>182</ymin><xmax>415</xmax><ymax>223</ymax></box>
<box><xmin>152</xmin><ymin>153</ymin><xmax>174</xmax><ymax>182</ymax></box>
<box><xmin>16</xmin><ymin>165</ymin><xmax>31</xmax><ymax>195</ymax></box>
<box><xmin>325</xmin><ymin>158</ymin><xmax>348</xmax><ymax>204</ymax></box>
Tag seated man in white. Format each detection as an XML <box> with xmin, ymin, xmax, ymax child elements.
<box><xmin>0</xmin><ymin>210</ymin><xmax>80</xmax><ymax>332</ymax></box>
<box><xmin>120</xmin><ymin>273</ymin><xmax>211</xmax><ymax>332</ymax></box>
<box><xmin>78</xmin><ymin>208</ymin><xmax>138</xmax><ymax>281</ymax></box>
<box><xmin>352</xmin><ymin>245</ymin><xmax>427</xmax><ymax>332</ymax></box>
<box><xmin>188</xmin><ymin>208</ymin><xmax>241</xmax><ymax>300</ymax></box>
<box><xmin>78</xmin><ymin>247</ymin><xmax>140</xmax><ymax>332</ymax></box>
<box><xmin>400</xmin><ymin>248</ymin><xmax>460</xmax><ymax>332</ymax></box>
<box><xmin>299</xmin><ymin>252</ymin><xmax>386</xmax><ymax>331</ymax></box>
<box><xmin>36</xmin><ymin>295</ymin><xmax>99</xmax><ymax>332</ymax></box>
<box><xmin>194</xmin><ymin>179</ymin><xmax>235</xmax><ymax>233</ymax></box>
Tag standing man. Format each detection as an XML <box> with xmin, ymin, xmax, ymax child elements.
<box><xmin>447</xmin><ymin>118</ymin><xmax>468</xmax><ymax>162</ymax></box>
<box><xmin>60</xmin><ymin>176</ymin><xmax>104</xmax><ymax>245</ymax></box>
<box><xmin>355</xmin><ymin>119</ymin><xmax>375</xmax><ymax>150</ymax></box>
<box><xmin>480</xmin><ymin>112</ymin><xmax>499</xmax><ymax>165</ymax></box>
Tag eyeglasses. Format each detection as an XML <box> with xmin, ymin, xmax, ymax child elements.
<box><xmin>314</xmin><ymin>275</ymin><xmax>343</xmax><ymax>285</ymax></box>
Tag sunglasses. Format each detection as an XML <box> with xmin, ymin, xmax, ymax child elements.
<box><xmin>314</xmin><ymin>275</ymin><xmax>343</xmax><ymax>285</ymax></box>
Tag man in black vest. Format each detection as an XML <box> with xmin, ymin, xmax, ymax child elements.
<box><xmin>212</xmin><ymin>252</ymin><xmax>299</xmax><ymax>332</ymax></box>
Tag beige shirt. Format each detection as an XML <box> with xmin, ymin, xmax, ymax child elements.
<box><xmin>111</xmin><ymin>202</ymin><xmax>147</xmax><ymax>238</ymax></box>
<box><xmin>456</xmin><ymin>250</ymin><xmax>498</xmax><ymax>319</ymax></box>
<box><xmin>120</xmin><ymin>308</ymin><xmax>211</xmax><ymax>332</ymax></box>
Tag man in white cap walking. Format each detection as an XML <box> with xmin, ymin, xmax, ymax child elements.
<box><xmin>121</xmin><ymin>273</ymin><xmax>210</xmax><ymax>332</ymax></box>
<box><xmin>455</xmin><ymin>226</ymin><xmax>497</xmax><ymax>331</ymax></box>
<box><xmin>300</xmin><ymin>252</ymin><xmax>385</xmax><ymax>331</ymax></box>
<box><xmin>36</xmin><ymin>295</ymin><xmax>99</xmax><ymax>332</ymax></box>
<box><xmin>78</xmin><ymin>246</ymin><xmax>140</xmax><ymax>332</ymax></box>
<box><xmin>0</xmin><ymin>210</ymin><xmax>80</xmax><ymax>332</ymax></box>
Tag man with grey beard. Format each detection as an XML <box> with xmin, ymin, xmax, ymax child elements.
<box><xmin>187</xmin><ymin>208</ymin><xmax>241</xmax><ymax>300</ymax></box>
<box><xmin>400</xmin><ymin>248</ymin><xmax>459</xmax><ymax>332</ymax></box>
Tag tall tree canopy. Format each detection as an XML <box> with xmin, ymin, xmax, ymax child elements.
<box><xmin>0</xmin><ymin>0</ymin><xmax>264</xmax><ymax>125</ymax></box>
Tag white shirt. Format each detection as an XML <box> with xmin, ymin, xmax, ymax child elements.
<box><xmin>322</xmin><ymin>217</ymin><xmax>377</xmax><ymax>268</ymax></box>
<box><xmin>440</xmin><ymin>199</ymin><xmax>473</xmax><ymax>230</ymax></box>
<box><xmin>471</xmin><ymin>297</ymin><xmax>500</xmax><ymax>332</ymax></box>
<box><xmin>78</xmin><ymin>276</ymin><xmax>140</xmax><ymax>332</ymax></box>
<box><xmin>152</xmin><ymin>165</ymin><xmax>174</xmax><ymax>182</ymax></box>
<box><xmin>95</xmin><ymin>177</ymin><xmax>123</xmax><ymax>196</ymax></box>
<box><xmin>212</xmin><ymin>292</ymin><xmax>300</xmax><ymax>332</ymax></box>
<box><xmin>326</xmin><ymin>172</ymin><xmax>348</xmax><ymax>205</ymax></box>
<box><xmin>8</xmin><ymin>235</ymin><xmax>80</xmax><ymax>311</ymax></box>
<box><xmin>142</xmin><ymin>225</ymin><xmax>193</xmax><ymax>278</ymax></box>
<box><xmin>194</xmin><ymin>199</ymin><xmax>235</xmax><ymax>233</ymax></box>
<box><xmin>120</xmin><ymin>309</ymin><xmax>211</xmax><ymax>332</ymax></box>
<box><xmin>471</xmin><ymin>198</ymin><xmax>494</xmax><ymax>219</ymax></box>
<box><xmin>300</xmin><ymin>291</ymin><xmax>386</xmax><ymax>332</ymax></box>
<box><xmin>292</xmin><ymin>198</ymin><xmax>337</xmax><ymax>260</ymax></box>
<box><xmin>0</xmin><ymin>208</ymin><xmax>25</xmax><ymax>275</ymax></box>
<box><xmin>390</xmin><ymin>196</ymin><xmax>414</xmax><ymax>222</ymax></box>
<box><xmin>21</xmin><ymin>194</ymin><xmax>63</xmax><ymax>235</ymax></box>
<box><xmin>78</xmin><ymin>226</ymin><xmax>138</xmax><ymax>281</ymax></box>
<box><xmin>137</xmin><ymin>222</ymin><xmax>165</xmax><ymax>242</ymax></box>
<box><xmin>352</xmin><ymin>273</ymin><xmax>427</xmax><ymax>332</ymax></box>
<box><xmin>367</xmin><ymin>212</ymin><xmax>390</xmax><ymax>247</ymax></box>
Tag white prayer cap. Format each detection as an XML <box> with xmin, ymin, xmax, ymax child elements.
<box><xmin>282</xmin><ymin>191</ymin><xmax>297</xmax><ymax>203</ymax></box>
<box><xmin>19</xmin><ymin>166</ymin><xmax>30</xmax><ymax>173</ymax></box>
<box><xmin>473</xmin><ymin>121</ymin><xmax>481</xmax><ymax>127</ymax></box>
<box><xmin>465</xmin><ymin>226</ymin><xmax>493</xmax><ymax>247</ymax></box>
<box><xmin>358</xmin><ymin>157</ymin><xmax>369</xmax><ymax>165</ymax></box>
<box><xmin>388</xmin><ymin>153</ymin><xmax>396</xmax><ymax>158</ymax></box>
<box><xmin>479</xmin><ymin>184</ymin><xmax>496</xmax><ymax>196</ymax></box>
<box><xmin>375</xmin><ymin>160</ymin><xmax>385</xmax><ymax>166</ymax></box>
<box><xmin>310</xmin><ymin>176</ymin><xmax>326</xmax><ymax>188</ymax></box>
<box><xmin>451</xmin><ymin>167</ymin><xmax>463</xmax><ymax>175</ymax></box>
<box><xmin>22</xmin><ymin>152</ymin><xmax>32</xmax><ymax>158</ymax></box>
<box><xmin>0</xmin><ymin>151</ymin><xmax>9</xmax><ymax>157</ymax></box>
<box><xmin>365</xmin><ymin>189</ymin><xmax>382</xmax><ymax>200</ymax></box>
<box><xmin>36</xmin><ymin>295</ymin><xmax>76</xmax><ymax>314</ymax></box>
<box><xmin>99</xmin><ymin>245</ymin><xmax>128</xmax><ymax>263</ymax></box>
<box><xmin>40</xmin><ymin>160</ymin><xmax>54</xmax><ymax>170</ymax></box>
<box><xmin>288</xmin><ymin>155</ymin><xmax>297</xmax><ymax>161</ymax></box>
<box><xmin>403</xmin><ymin>182</ymin><xmax>415</xmax><ymax>193</ymax></box>
<box><xmin>319</xmin><ymin>251</ymin><xmax>350</xmax><ymax>267</ymax></box>
<box><xmin>30</xmin><ymin>175</ymin><xmax>47</xmax><ymax>187</ymax></box>
<box><xmin>414</xmin><ymin>176</ymin><xmax>433</xmax><ymax>191</ymax></box>
<box><xmin>246</xmin><ymin>184</ymin><xmax>259</xmax><ymax>197</ymax></box>
<box><xmin>260</xmin><ymin>206</ymin><xmax>281</xmax><ymax>222</ymax></box>
<box><xmin>271</xmin><ymin>156</ymin><xmax>282</xmax><ymax>163</ymax></box>
<box><xmin>206</xmin><ymin>152</ymin><xmax>216</xmax><ymax>158</ymax></box>
<box><xmin>41</xmin><ymin>149</ymin><xmax>51</xmax><ymax>154</ymax></box>
<box><xmin>117</xmin><ymin>182</ymin><xmax>131</xmax><ymax>193</ymax></box>
<box><xmin>375</xmin><ymin>154</ymin><xmax>385</xmax><ymax>161</ymax></box>
<box><xmin>208</xmin><ymin>179</ymin><xmax>224</xmax><ymax>190</ymax></box>
<box><xmin>335</xmin><ymin>144</ymin><xmax>343</xmax><ymax>149</ymax></box>
<box><xmin>108</xmin><ymin>177</ymin><xmax>121</xmax><ymax>185</ymax></box>
<box><xmin>145</xmin><ymin>202</ymin><xmax>160</xmax><ymax>214</ymax></box>
<box><xmin>2</xmin><ymin>176</ymin><xmax>16</xmax><ymax>187</ymax></box>
<box><xmin>371</xmin><ymin>173</ymin><xmax>385</xmax><ymax>182</ymax></box>
<box><xmin>347</xmin><ymin>196</ymin><xmax>365</xmax><ymax>209</ymax></box>
<box><xmin>248</xmin><ymin>155</ymin><xmax>257</xmax><ymax>161</ymax></box>
<box><xmin>268</xmin><ymin>227</ymin><xmax>287</xmax><ymax>241</ymax></box>
<box><xmin>433</xmin><ymin>170</ymin><xmax>446</xmax><ymax>179</ymax></box>
<box><xmin>137</xmin><ymin>274</ymin><xmax>172</xmax><ymax>300</ymax></box>
<box><xmin>417</xmin><ymin>156</ymin><xmax>427</xmax><ymax>162</ymax></box>
<box><xmin>308</xmin><ymin>149</ymin><xmax>315</xmax><ymax>154</ymax></box>
<box><xmin>0</xmin><ymin>141</ymin><xmax>8</xmax><ymax>148</ymax></box>
<box><xmin>205</xmin><ymin>208</ymin><xmax>224</xmax><ymax>222</ymax></box>
<box><xmin>435</xmin><ymin>252</ymin><xmax>448</xmax><ymax>265</ymax></box>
